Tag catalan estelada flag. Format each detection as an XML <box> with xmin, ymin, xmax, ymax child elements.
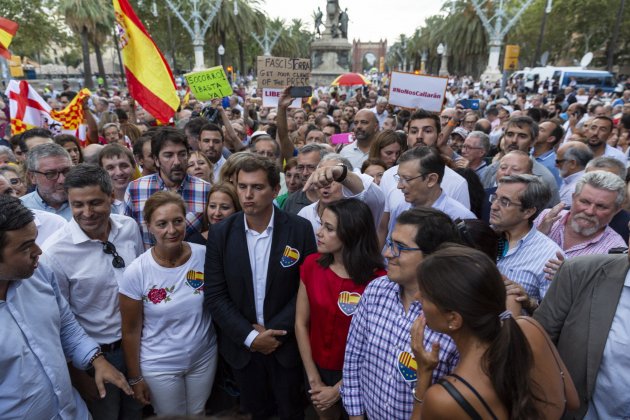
<box><xmin>0</xmin><ymin>17</ymin><xmax>19</xmax><ymax>59</ymax></box>
<box><xmin>113</xmin><ymin>0</ymin><xmax>178</xmax><ymax>124</ymax></box>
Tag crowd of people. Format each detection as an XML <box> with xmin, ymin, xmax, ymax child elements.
<box><xmin>1</xmin><ymin>74</ymin><xmax>630</xmax><ymax>419</ymax></box>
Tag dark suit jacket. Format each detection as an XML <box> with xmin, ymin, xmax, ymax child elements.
<box><xmin>204</xmin><ymin>209</ymin><xmax>316</xmax><ymax>370</ymax></box>
<box><xmin>534</xmin><ymin>254</ymin><xmax>629</xmax><ymax>419</ymax></box>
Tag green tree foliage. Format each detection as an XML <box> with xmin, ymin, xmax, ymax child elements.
<box><xmin>0</xmin><ymin>0</ymin><xmax>69</xmax><ymax>59</ymax></box>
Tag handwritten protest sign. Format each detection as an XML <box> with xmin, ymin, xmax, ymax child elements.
<box><xmin>261</xmin><ymin>88</ymin><xmax>301</xmax><ymax>108</ymax></box>
<box><xmin>184</xmin><ymin>66</ymin><xmax>233</xmax><ymax>101</ymax></box>
<box><xmin>257</xmin><ymin>56</ymin><xmax>311</xmax><ymax>88</ymax></box>
<box><xmin>388</xmin><ymin>72</ymin><xmax>448</xmax><ymax>112</ymax></box>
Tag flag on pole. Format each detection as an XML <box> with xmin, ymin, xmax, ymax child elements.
<box><xmin>5</xmin><ymin>80</ymin><xmax>89</xmax><ymax>141</ymax></box>
<box><xmin>0</xmin><ymin>17</ymin><xmax>19</xmax><ymax>59</ymax></box>
<box><xmin>113</xmin><ymin>0</ymin><xmax>179</xmax><ymax>124</ymax></box>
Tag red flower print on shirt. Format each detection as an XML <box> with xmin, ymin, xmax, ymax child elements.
<box><xmin>143</xmin><ymin>285</ymin><xmax>175</xmax><ymax>304</ymax></box>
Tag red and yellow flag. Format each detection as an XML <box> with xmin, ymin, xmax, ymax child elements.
<box><xmin>50</xmin><ymin>88</ymin><xmax>91</xmax><ymax>130</ymax></box>
<box><xmin>113</xmin><ymin>0</ymin><xmax>178</xmax><ymax>124</ymax></box>
<box><xmin>0</xmin><ymin>17</ymin><xmax>19</xmax><ymax>59</ymax></box>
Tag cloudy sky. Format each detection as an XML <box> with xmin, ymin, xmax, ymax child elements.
<box><xmin>262</xmin><ymin>0</ymin><xmax>447</xmax><ymax>45</ymax></box>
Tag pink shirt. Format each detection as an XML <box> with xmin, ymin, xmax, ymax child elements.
<box><xmin>534</xmin><ymin>209</ymin><xmax>626</xmax><ymax>258</ymax></box>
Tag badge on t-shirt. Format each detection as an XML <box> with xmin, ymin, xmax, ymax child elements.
<box><xmin>397</xmin><ymin>351</ymin><xmax>418</xmax><ymax>382</ymax></box>
<box><xmin>337</xmin><ymin>291</ymin><xmax>361</xmax><ymax>316</ymax></box>
<box><xmin>185</xmin><ymin>270</ymin><xmax>204</xmax><ymax>294</ymax></box>
<box><xmin>280</xmin><ymin>245</ymin><xmax>300</xmax><ymax>267</ymax></box>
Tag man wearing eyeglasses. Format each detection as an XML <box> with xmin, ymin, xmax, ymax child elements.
<box><xmin>555</xmin><ymin>141</ymin><xmax>593</xmax><ymax>205</ymax></box>
<box><xmin>42</xmin><ymin>164</ymin><xmax>144</xmax><ymax>420</ymax></box>
<box><xmin>459</xmin><ymin>131</ymin><xmax>490</xmax><ymax>178</ymax></box>
<box><xmin>380</xmin><ymin>147</ymin><xmax>475</xmax><ymax>247</ymax></box>
<box><xmin>490</xmin><ymin>174</ymin><xmax>562</xmax><ymax>307</ymax></box>
<box><xmin>342</xmin><ymin>208</ymin><xmax>460</xmax><ymax>420</ymax></box>
<box><xmin>20</xmin><ymin>143</ymin><xmax>73</xmax><ymax>220</ymax></box>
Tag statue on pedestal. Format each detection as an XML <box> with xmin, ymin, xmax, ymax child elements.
<box><xmin>314</xmin><ymin>7</ymin><xmax>323</xmax><ymax>36</ymax></box>
<box><xmin>326</xmin><ymin>0</ymin><xmax>340</xmax><ymax>38</ymax></box>
<box><xmin>339</xmin><ymin>8</ymin><xmax>349</xmax><ymax>39</ymax></box>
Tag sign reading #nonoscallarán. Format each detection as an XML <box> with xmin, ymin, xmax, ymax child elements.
<box><xmin>184</xmin><ymin>66</ymin><xmax>233</xmax><ymax>101</ymax></box>
<box><xmin>256</xmin><ymin>56</ymin><xmax>311</xmax><ymax>89</ymax></box>
<box><xmin>388</xmin><ymin>71</ymin><xmax>448</xmax><ymax>112</ymax></box>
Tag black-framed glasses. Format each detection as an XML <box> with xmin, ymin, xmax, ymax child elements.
<box><xmin>101</xmin><ymin>241</ymin><xmax>125</xmax><ymax>268</ymax></box>
<box><xmin>555</xmin><ymin>159</ymin><xmax>567</xmax><ymax>165</ymax></box>
<box><xmin>385</xmin><ymin>238</ymin><xmax>422</xmax><ymax>258</ymax></box>
<box><xmin>30</xmin><ymin>167</ymin><xmax>71</xmax><ymax>180</ymax></box>
<box><xmin>489</xmin><ymin>193</ymin><xmax>522</xmax><ymax>208</ymax></box>
<box><xmin>461</xmin><ymin>145</ymin><xmax>484</xmax><ymax>151</ymax></box>
<box><xmin>394</xmin><ymin>173</ymin><xmax>427</xmax><ymax>185</ymax></box>
<box><xmin>8</xmin><ymin>177</ymin><xmax>23</xmax><ymax>186</ymax></box>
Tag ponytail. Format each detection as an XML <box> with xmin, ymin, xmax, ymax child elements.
<box><xmin>484</xmin><ymin>316</ymin><xmax>543</xmax><ymax>420</ymax></box>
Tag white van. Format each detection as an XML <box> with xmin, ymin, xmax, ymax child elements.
<box><xmin>523</xmin><ymin>66</ymin><xmax>616</xmax><ymax>93</ymax></box>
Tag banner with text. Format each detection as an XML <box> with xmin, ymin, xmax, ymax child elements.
<box><xmin>262</xmin><ymin>88</ymin><xmax>302</xmax><ymax>108</ymax></box>
<box><xmin>388</xmin><ymin>72</ymin><xmax>448</xmax><ymax>112</ymax></box>
<box><xmin>257</xmin><ymin>56</ymin><xmax>311</xmax><ymax>88</ymax></box>
<box><xmin>184</xmin><ymin>66</ymin><xmax>233</xmax><ymax>100</ymax></box>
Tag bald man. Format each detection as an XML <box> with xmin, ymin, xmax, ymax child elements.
<box><xmin>339</xmin><ymin>109</ymin><xmax>379</xmax><ymax>169</ymax></box>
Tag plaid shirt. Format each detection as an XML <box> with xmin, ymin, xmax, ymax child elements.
<box><xmin>535</xmin><ymin>209</ymin><xmax>626</xmax><ymax>259</ymax></box>
<box><xmin>125</xmin><ymin>173</ymin><xmax>210</xmax><ymax>249</ymax></box>
<box><xmin>341</xmin><ymin>276</ymin><xmax>459</xmax><ymax>419</ymax></box>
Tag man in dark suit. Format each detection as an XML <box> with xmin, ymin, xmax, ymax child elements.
<box><xmin>205</xmin><ymin>155</ymin><xmax>316</xmax><ymax>419</ymax></box>
<box><xmin>534</xmin><ymin>252</ymin><xmax>630</xmax><ymax>418</ymax></box>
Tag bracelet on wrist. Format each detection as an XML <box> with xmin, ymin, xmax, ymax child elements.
<box><xmin>333</xmin><ymin>163</ymin><xmax>348</xmax><ymax>183</ymax></box>
<box><xmin>128</xmin><ymin>376</ymin><xmax>144</xmax><ymax>386</ymax></box>
<box><xmin>88</xmin><ymin>351</ymin><xmax>104</xmax><ymax>367</ymax></box>
<box><xmin>412</xmin><ymin>387</ymin><xmax>424</xmax><ymax>404</ymax></box>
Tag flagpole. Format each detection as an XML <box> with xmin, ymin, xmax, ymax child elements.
<box><xmin>113</xmin><ymin>25</ymin><xmax>125</xmax><ymax>87</ymax></box>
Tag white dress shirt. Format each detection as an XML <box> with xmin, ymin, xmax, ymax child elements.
<box><xmin>41</xmin><ymin>214</ymin><xmax>144</xmax><ymax>344</ymax></box>
<box><xmin>381</xmin><ymin>165</ymin><xmax>471</xmax><ymax>212</ymax></box>
<box><xmin>243</xmin><ymin>208</ymin><xmax>275</xmax><ymax>348</ymax></box>
<box><xmin>33</xmin><ymin>209</ymin><xmax>67</xmax><ymax>246</ymax></box>
<box><xmin>559</xmin><ymin>170</ymin><xmax>584</xmax><ymax>206</ymax></box>
<box><xmin>212</xmin><ymin>155</ymin><xmax>226</xmax><ymax>182</ymax></box>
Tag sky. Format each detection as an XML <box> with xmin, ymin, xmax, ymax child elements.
<box><xmin>261</xmin><ymin>0</ymin><xmax>447</xmax><ymax>45</ymax></box>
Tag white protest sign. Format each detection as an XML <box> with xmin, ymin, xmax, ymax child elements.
<box><xmin>262</xmin><ymin>88</ymin><xmax>301</xmax><ymax>108</ymax></box>
<box><xmin>388</xmin><ymin>72</ymin><xmax>448</xmax><ymax>112</ymax></box>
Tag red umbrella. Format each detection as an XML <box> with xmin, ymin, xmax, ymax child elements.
<box><xmin>331</xmin><ymin>73</ymin><xmax>371</xmax><ymax>86</ymax></box>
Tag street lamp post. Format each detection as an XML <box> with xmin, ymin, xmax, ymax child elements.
<box><xmin>437</xmin><ymin>43</ymin><xmax>448</xmax><ymax>76</ymax></box>
<box><xmin>218</xmin><ymin>44</ymin><xmax>225</xmax><ymax>67</ymax></box>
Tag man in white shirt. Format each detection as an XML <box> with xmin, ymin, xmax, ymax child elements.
<box><xmin>380</xmin><ymin>147</ymin><xmax>476</xmax><ymax>246</ymax></box>
<box><xmin>42</xmin><ymin>164</ymin><xmax>144</xmax><ymax>420</ymax></box>
<box><xmin>199</xmin><ymin>123</ymin><xmax>227</xmax><ymax>181</ymax></box>
<box><xmin>555</xmin><ymin>141</ymin><xmax>593</xmax><ymax>206</ymax></box>
<box><xmin>586</xmin><ymin>116</ymin><xmax>627</xmax><ymax>166</ymax></box>
<box><xmin>340</xmin><ymin>109</ymin><xmax>379</xmax><ymax>170</ymax></box>
<box><xmin>370</xmin><ymin>97</ymin><xmax>389</xmax><ymax>128</ymax></box>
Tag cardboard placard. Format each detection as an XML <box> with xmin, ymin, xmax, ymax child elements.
<box><xmin>184</xmin><ymin>66</ymin><xmax>233</xmax><ymax>100</ymax></box>
<box><xmin>256</xmin><ymin>56</ymin><xmax>311</xmax><ymax>88</ymax></box>
<box><xmin>261</xmin><ymin>88</ymin><xmax>302</xmax><ymax>108</ymax></box>
<box><xmin>388</xmin><ymin>72</ymin><xmax>448</xmax><ymax>112</ymax></box>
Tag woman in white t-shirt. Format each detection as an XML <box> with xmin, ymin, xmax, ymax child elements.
<box><xmin>119</xmin><ymin>191</ymin><xmax>217</xmax><ymax>415</ymax></box>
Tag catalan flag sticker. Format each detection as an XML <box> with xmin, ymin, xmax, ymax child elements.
<box><xmin>185</xmin><ymin>270</ymin><xmax>204</xmax><ymax>291</ymax></box>
<box><xmin>397</xmin><ymin>351</ymin><xmax>418</xmax><ymax>382</ymax></box>
<box><xmin>280</xmin><ymin>245</ymin><xmax>300</xmax><ymax>268</ymax></box>
<box><xmin>337</xmin><ymin>291</ymin><xmax>361</xmax><ymax>316</ymax></box>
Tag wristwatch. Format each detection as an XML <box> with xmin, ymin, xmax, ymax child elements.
<box><xmin>333</xmin><ymin>163</ymin><xmax>348</xmax><ymax>183</ymax></box>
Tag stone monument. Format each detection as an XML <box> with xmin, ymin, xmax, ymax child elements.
<box><xmin>310</xmin><ymin>0</ymin><xmax>352</xmax><ymax>86</ymax></box>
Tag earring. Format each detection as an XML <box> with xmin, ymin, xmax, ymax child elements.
<box><xmin>448</xmin><ymin>325</ymin><xmax>453</xmax><ymax>330</ymax></box>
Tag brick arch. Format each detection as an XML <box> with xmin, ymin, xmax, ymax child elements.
<box><xmin>352</xmin><ymin>39</ymin><xmax>387</xmax><ymax>73</ymax></box>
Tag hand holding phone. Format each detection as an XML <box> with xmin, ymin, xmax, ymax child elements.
<box><xmin>288</xmin><ymin>86</ymin><xmax>313</xmax><ymax>98</ymax></box>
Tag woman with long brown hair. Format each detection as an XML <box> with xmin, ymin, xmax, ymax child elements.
<box><xmin>410</xmin><ymin>245</ymin><xmax>578</xmax><ymax>419</ymax></box>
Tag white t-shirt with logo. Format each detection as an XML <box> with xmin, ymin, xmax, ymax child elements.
<box><xmin>119</xmin><ymin>242</ymin><xmax>216</xmax><ymax>371</ymax></box>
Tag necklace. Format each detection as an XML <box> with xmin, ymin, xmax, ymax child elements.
<box><xmin>153</xmin><ymin>244</ymin><xmax>185</xmax><ymax>267</ymax></box>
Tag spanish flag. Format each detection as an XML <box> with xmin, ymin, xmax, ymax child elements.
<box><xmin>0</xmin><ymin>17</ymin><xmax>18</xmax><ymax>59</ymax></box>
<box><xmin>113</xmin><ymin>0</ymin><xmax>178</xmax><ymax>124</ymax></box>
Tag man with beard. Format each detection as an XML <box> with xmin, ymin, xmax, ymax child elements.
<box><xmin>21</xmin><ymin>143</ymin><xmax>73</xmax><ymax>220</ymax></box>
<box><xmin>535</xmin><ymin>171</ymin><xmax>626</xmax><ymax>258</ymax></box>
<box><xmin>585</xmin><ymin>116</ymin><xmax>627</xmax><ymax>166</ymax></box>
<box><xmin>125</xmin><ymin>127</ymin><xmax>210</xmax><ymax>249</ymax></box>
<box><xmin>480</xmin><ymin>116</ymin><xmax>560</xmax><ymax>206</ymax></box>
<box><xmin>340</xmin><ymin>109</ymin><xmax>378</xmax><ymax>169</ymax></box>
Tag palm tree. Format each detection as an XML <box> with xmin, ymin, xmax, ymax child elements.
<box><xmin>91</xmin><ymin>17</ymin><xmax>114</xmax><ymax>89</ymax></box>
<box><xmin>59</xmin><ymin>0</ymin><xmax>109</xmax><ymax>89</ymax></box>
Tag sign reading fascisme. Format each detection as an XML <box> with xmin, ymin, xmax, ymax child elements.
<box><xmin>388</xmin><ymin>71</ymin><xmax>448</xmax><ymax>112</ymax></box>
<box><xmin>257</xmin><ymin>56</ymin><xmax>311</xmax><ymax>89</ymax></box>
<box><xmin>184</xmin><ymin>66</ymin><xmax>233</xmax><ymax>100</ymax></box>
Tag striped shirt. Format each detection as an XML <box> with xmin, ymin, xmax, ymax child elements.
<box><xmin>124</xmin><ymin>173</ymin><xmax>210</xmax><ymax>249</ymax></box>
<box><xmin>535</xmin><ymin>209</ymin><xmax>626</xmax><ymax>258</ymax></box>
<box><xmin>497</xmin><ymin>226</ymin><xmax>562</xmax><ymax>301</ymax></box>
<box><xmin>341</xmin><ymin>276</ymin><xmax>459</xmax><ymax>419</ymax></box>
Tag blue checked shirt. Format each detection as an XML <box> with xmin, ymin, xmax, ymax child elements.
<box><xmin>341</xmin><ymin>276</ymin><xmax>459</xmax><ymax>419</ymax></box>
<box><xmin>497</xmin><ymin>226</ymin><xmax>563</xmax><ymax>302</ymax></box>
<box><xmin>124</xmin><ymin>173</ymin><xmax>210</xmax><ymax>249</ymax></box>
